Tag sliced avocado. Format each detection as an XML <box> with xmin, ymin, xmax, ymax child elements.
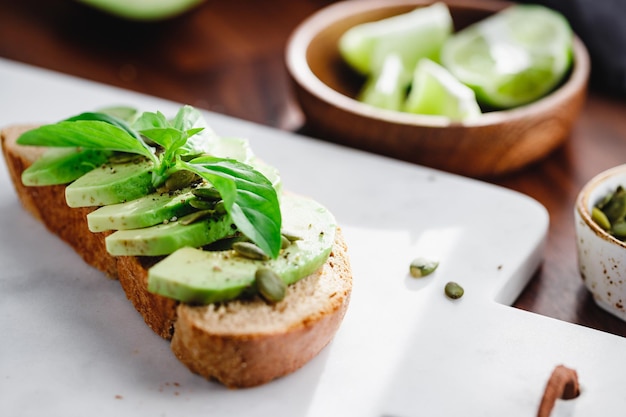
<box><xmin>87</xmin><ymin>189</ymin><xmax>196</xmax><ymax>232</ymax></box>
<box><xmin>97</xmin><ymin>106</ymin><xmax>139</xmax><ymax>123</ymax></box>
<box><xmin>207</xmin><ymin>136</ymin><xmax>254</xmax><ymax>164</ymax></box>
<box><xmin>250</xmin><ymin>156</ymin><xmax>281</xmax><ymax>194</ymax></box>
<box><xmin>65</xmin><ymin>160</ymin><xmax>154</xmax><ymax>207</ymax></box>
<box><xmin>105</xmin><ymin>213</ymin><xmax>236</xmax><ymax>256</ymax></box>
<box><xmin>22</xmin><ymin>148</ymin><xmax>111</xmax><ymax>186</ymax></box>
<box><xmin>146</xmin><ymin>194</ymin><xmax>336</xmax><ymax>304</ymax></box>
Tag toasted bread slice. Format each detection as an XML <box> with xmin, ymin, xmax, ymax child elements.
<box><xmin>1</xmin><ymin>124</ymin><xmax>352</xmax><ymax>388</ymax></box>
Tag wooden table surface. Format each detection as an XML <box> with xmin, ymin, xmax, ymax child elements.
<box><xmin>2</xmin><ymin>0</ymin><xmax>626</xmax><ymax>337</ymax></box>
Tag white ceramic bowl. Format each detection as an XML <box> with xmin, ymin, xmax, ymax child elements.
<box><xmin>575</xmin><ymin>165</ymin><xmax>626</xmax><ymax>321</ymax></box>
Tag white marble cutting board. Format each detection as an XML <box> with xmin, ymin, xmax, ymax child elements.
<box><xmin>0</xmin><ymin>58</ymin><xmax>623</xmax><ymax>416</ymax></box>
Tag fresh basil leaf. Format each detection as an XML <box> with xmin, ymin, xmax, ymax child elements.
<box><xmin>17</xmin><ymin>121</ymin><xmax>157</xmax><ymax>163</ymax></box>
<box><xmin>139</xmin><ymin>127</ymin><xmax>186</xmax><ymax>150</ymax></box>
<box><xmin>140</xmin><ymin>125</ymin><xmax>205</xmax><ymax>187</ymax></box>
<box><xmin>172</xmin><ymin>105</ymin><xmax>202</xmax><ymax>131</ymax></box>
<box><xmin>135</xmin><ymin>109</ymin><xmax>205</xmax><ymax>156</ymax></box>
<box><xmin>132</xmin><ymin>110</ymin><xmax>170</xmax><ymax>131</ymax></box>
<box><xmin>186</xmin><ymin>127</ymin><xmax>204</xmax><ymax>138</ymax></box>
<box><xmin>174</xmin><ymin>106</ymin><xmax>213</xmax><ymax>156</ymax></box>
<box><xmin>181</xmin><ymin>157</ymin><xmax>282</xmax><ymax>259</ymax></box>
<box><xmin>64</xmin><ymin>111</ymin><xmax>155</xmax><ymax>160</ymax></box>
<box><xmin>66</xmin><ymin>111</ymin><xmax>142</xmax><ymax>141</ymax></box>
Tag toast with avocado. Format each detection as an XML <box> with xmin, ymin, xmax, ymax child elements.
<box><xmin>0</xmin><ymin>106</ymin><xmax>352</xmax><ymax>388</ymax></box>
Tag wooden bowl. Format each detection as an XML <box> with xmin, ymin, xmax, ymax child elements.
<box><xmin>285</xmin><ymin>0</ymin><xmax>590</xmax><ymax>178</ymax></box>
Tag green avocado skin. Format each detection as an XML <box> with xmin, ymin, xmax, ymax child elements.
<box><xmin>147</xmin><ymin>194</ymin><xmax>337</xmax><ymax>304</ymax></box>
<box><xmin>65</xmin><ymin>160</ymin><xmax>154</xmax><ymax>208</ymax></box>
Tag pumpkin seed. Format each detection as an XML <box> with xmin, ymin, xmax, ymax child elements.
<box><xmin>602</xmin><ymin>186</ymin><xmax>626</xmax><ymax>224</ymax></box>
<box><xmin>613</xmin><ymin>220</ymin><xmax>626</xmax><ymax>238</ymax></box>
<box><xmin>595</xmin><ymin>192</ymin><xmax>613</xmax><ymax>210</ymax></box>
<box><xmin>162</xmin><ymin>170</ymin><xmax>198</xmax><ymax>192</ymax></box>
<box><xmin>591</xmin><ymin>207</ymin><xmax>611</xmax><ymax>231</ymax></box>
<box><xmin>214</xmin><ymin>200</ymin><xmax>226</xmax><ymax>215</ymax></box>
<box><xmin>409</xmin><ymin>257</ymin><xmax>439</xmax><ymax>278</ymax></box>
<box><xmin>192</xmin><ymin>186</ymin><xmax>221</xmax><ymax>201</ymax></box>
<box><xmin>593</xmin><ymin>185</ymin><xmax>626</xmax><ymax>241</ymax></box>
<box><xmin>109</xmin><ymin>153</ymin><xmax>144</xmax><ymax>164</ymax></box>
<box><xmin>203</xmin><ymin>235</ymin><xmax>244</xmax><ymax>251</ymax></box>
<box><xmin>281</xmin><ymin>229</ymin><xmax>303</xmax><ymax>242</ymax></box>
<box><xmin>178</xmin><ymin>209</ymin><xmax>214</xmax><ymax>225</ymax></box>
<box><xmin>255</xmin><ymin>267</ymin><xmax>286</xmax><ymax>303</ymax></box>
<box><xmin>281</xmin><ymin>235</ymin><xmax>291</xmax><ymax>249</ymax></box>
<box><xmin>233</xmin><ymin>241</ymin><xmax>269</xmax><ymax>260</ymax></box>
<box><xmin>188</xmin><ymin>197</ymin><xmax>216</xmax><ymax>210</ymax></box>
<box><xmin>444</xmin><ymin>281</ymin><xmax>464</xmax><ymax>299</ymax></box>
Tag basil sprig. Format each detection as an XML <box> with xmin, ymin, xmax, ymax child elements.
<box><xmin>181</xmin><ymin>157</ymin><xmax>282</xmax><ymax>259</ymax></box>
<box><xmin>17</xmin><ymin>105</ymin><xmax>282</xmax><ymax>258</ymax></box>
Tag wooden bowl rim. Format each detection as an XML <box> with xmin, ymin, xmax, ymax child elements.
<box><xmin>285</xmin><ymin>0</ymin><xmax>590</xmax><ymax>128</ymax></box>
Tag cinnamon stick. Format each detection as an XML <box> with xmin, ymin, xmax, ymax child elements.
<box><xmin>536</xmin><ymin>364</ymin><xmax>580</xmax><ymax>417</ymax></box>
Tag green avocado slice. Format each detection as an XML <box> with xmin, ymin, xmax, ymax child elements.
<box><xmin>146</xmin><ymin>194</ymin><xmax>336</xmax><ymax>304</ymax></box>
<box><xmin>65</xmin><ymin>160</ymin><xmax>154</xmax><ymax>207</ymax></box>
<box><xmin>105</xmin><ymin>213</ymin><xmax>236</xmax><ymax>256</ymax></box>
<box><xmin>87</xmin><ymin>189</ymin><xmax>195</xmax><ymax>232</ymax></box>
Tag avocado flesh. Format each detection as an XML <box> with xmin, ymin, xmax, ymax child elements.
<box><xmin>105</xmin><ymin>213</ymin><xmax>236</xmax><ymax>256</ymax></box>
<box><xmin>250</xmin><ymin>156</ymin><xmax>281</xmax><ymax>195</ymax></box>
<box><xmin>87</xmin><ymin>189</ymin><xmax>195</xmax><ymax>232</ymax></box>
<box><xmin>65</xmin><ymin>160</ymin><xmax>154</xmax><ymax>208</ymax></box>
<box><xmin>147</xmin><ymin>194</ymin><xmax>336</xmax><ymax>304</ymax></box>
<box><xmin>206</xmin><ymin>136</ymin><xmax>254</xmax><ymax>163</ymax></box>
<box><xmin>22</xmin><ymin>148</ymin><xmax>111</xmax><ymax>186</ymax></box>
<box><xmin>85</xmin><ymin>159</ymin><xmax>279</xmax><ymax>234</ymax></box>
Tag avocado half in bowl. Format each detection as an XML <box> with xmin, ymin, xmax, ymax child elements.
<box><xmin>75</xmin><ymin>0</ymin><xmax>205</xmax><ymax>21</ymax></box>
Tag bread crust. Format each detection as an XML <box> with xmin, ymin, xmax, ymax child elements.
<box><xmin>1</xmin><ymin>124</ymin><xmax>352</xmax><ymax>387</ymax></box>
<box><xmin>172</xmin><ymin>233</ymin><xmax>351</xmax><ymax>388</ymax></box>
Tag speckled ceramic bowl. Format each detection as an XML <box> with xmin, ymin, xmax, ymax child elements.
<box><xmin>575</xmin><ymin>165</ymin><xmax>626</xmax><ymax>321</ymax></box>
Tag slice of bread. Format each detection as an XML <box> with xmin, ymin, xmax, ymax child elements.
<box><xmin>1</xmin><ymin>124</ymin><xmax>352</xmax><ymax>388</ymax></box>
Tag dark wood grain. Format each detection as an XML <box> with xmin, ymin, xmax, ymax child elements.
<box><xmin>2</xmin><ymin>0</ymin><xmax>626</xmax><ymax>337</ymax></box>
